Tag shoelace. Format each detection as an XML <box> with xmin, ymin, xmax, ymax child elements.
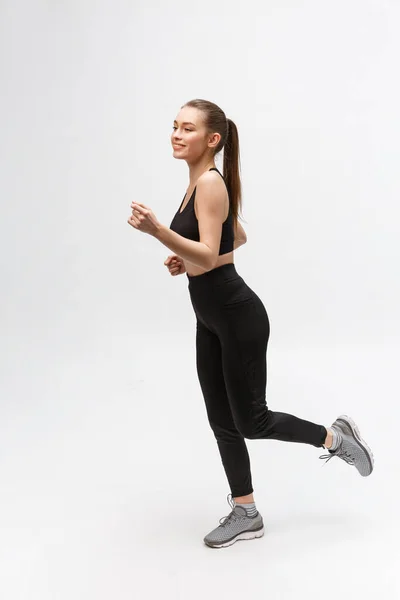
<box><xmin>218</xmin><ymin>493</ymin><xmax>241</xmax><ymax>527</ymax></box>
<box><xmin>319</xmin><ymin>447</ymin><xmax>355</xmax><ymax>466</ymax></box>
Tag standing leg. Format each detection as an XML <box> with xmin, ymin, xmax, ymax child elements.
<box><xmin>195</xmin><ymin>317</ymin><xmax>254</xmax><ymax>498</ymax></box>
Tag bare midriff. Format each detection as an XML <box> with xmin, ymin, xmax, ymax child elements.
<box><xmin>184</xmin><ymin>250</ymin><xmax>234</xmax><ymax>277</ymax></box>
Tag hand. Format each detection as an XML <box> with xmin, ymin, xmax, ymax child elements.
<box><xmin>128</xmin><ymin>202</ymin><xmax>161</xmax><ymax>237</ymax></box>
<box><xmin>164</xmin><ymin>254</ymin><xmax>186</xmax><ymax>276</ymax></box>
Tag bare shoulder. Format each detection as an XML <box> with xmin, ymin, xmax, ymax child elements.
<box><xmin>197</xmin><ymin>169</ymin><xmax>224</xmax><ymax>187</ymax></box>
<box><xmin>195</xmin><ymin>170</ymin><xmax>227</xmax><ymax>203</ymax></box>
<box><xmin>194</xmin><ymin>169</ymin><xmax>229</xmax><ymax>226</ymax></box>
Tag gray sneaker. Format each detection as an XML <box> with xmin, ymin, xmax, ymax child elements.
<box><xmin>319</xmin><ymin>414</ymin><xmax>374</xmax><ymax>477</ymax></box>
<box><xmin>203</xmin><ymin>493</ymin><xmax>264</xmax><ymax>548</ymax></box>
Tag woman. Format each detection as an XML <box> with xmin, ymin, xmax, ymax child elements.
<box><xmin>128</xmin><ymin>98</ymin><xmax>374</xmax><ymax>549</ymax></box>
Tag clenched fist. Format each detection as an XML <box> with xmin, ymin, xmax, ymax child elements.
<box><xmin>164</xmin><ymin>254</ymin><xmax>186</xmax><ymax>276</ymax></box>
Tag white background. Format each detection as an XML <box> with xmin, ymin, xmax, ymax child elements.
<box><xmin>1</xmin><ymin>0</ymin><xmax>399</xmax><ymax>598</ymax></box>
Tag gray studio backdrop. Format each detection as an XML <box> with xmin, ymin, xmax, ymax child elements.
<box><xmin>1</xmin><ymin>1</ymin><xmax>399</xmax><ymax>599</ymax></box>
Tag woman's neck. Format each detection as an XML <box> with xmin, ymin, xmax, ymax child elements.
<box><xmin>188</xmin><ymin>160</ymin><xmax>216</xmax><ymax>188</ymax></box>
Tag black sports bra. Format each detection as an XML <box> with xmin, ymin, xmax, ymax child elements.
<box><xmin>169</xmin><ymin>167</ymin><xmax>234</xmax><ymax>256</ymax></box>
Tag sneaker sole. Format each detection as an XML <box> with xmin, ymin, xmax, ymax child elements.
<box><xmin>336</xmin><ymin>414</ymin><xmax>374</xmax><ymax>476</ymax></box>
<box><xmin>204</xmin><ymin>526</ymin><xmax>265</xmax><ymax>548</ymax></box>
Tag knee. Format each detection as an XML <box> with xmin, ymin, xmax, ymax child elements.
<box><xmin>211</xmin><ymin>421</ymin><xmax>243</xmax><ymax>443</ymax></box>
<box><xmin>236</xmin><ymin>408</ymin><xmax>272</xmax><ymax>439</ymax></box>
<box><xmin>236</xmin><ymin>421</ymin><xmax>259</xmax><ymax>440</ymax></box>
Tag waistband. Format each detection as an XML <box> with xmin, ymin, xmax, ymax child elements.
<box><xmin>187</xmin><ymin>263</ymin><xmax>239</xmax><ymax>286</ymax></box>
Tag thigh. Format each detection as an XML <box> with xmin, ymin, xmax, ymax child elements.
<box><xmin>195</xmin><ymin>318</ymin><xmax>240</xmax><ymax>435</ymax></box>
<box><xmin>219</xmin><ymin>289</ymin><xmax>270</xmax><ymax>425</ymax></box>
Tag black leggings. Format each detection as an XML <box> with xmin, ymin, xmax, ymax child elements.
<box><xmin>187</xmin><ymin>263</ymin><xmax>327</xmax><ymax>497</ymax></box>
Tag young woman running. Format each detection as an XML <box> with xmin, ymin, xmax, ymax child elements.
<box><xmin>128</xmin><ymin>98</ymin><xmax>374</xmax><ymax>549</ymax></box>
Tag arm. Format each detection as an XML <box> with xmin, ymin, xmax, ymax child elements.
<box><xmin>154</xmin><ymin>174</ymin><xmax>226</xmax><ymax>270</ymax></box>
<box><xmin>155</xmin><ymin>226</ymin><xmax>214</xmax><ymax>270</ymax></box>
<box><xmin>234</xmin><ymin>237</ymin><xmax>246</xmax><ymax>250</ymax></box>
<box><xmin>233</xmin><ymin>219</ymin><xmax>247</xmax><ymax>249</ymax></box>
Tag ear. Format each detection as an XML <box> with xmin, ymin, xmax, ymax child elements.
<box><xmin>208</xmin><ymin>132</ymin><xmax>221</xmax><ymax>149</ymax></box>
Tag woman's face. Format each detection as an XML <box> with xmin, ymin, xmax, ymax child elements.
<box><xmin>171</xmin><ymin>106</ymin><xmax>217</xmax><ymax>162</ymax></box>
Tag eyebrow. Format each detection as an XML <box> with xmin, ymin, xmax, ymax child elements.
<box><xmin>173</xmin><ymin>120</ymin><xmax>196</xmax><ymax>126</ymax></box>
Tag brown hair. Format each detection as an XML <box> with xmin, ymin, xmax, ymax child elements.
<box><xmin>182</xmin><ymin>99</ymin><xmax>245</xmax><ymax>231</ymax></box>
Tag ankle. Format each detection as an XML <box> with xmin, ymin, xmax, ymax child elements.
<box><xmin>324</xmin><ymin>426</ymin><xmax>342</xmax><ymax>451</ymax></box>
<box><xmin>324</xmin><ymin>428</ymin><xmax>333</xmax><ymax>449</ymax></box>
<box><xmin>234</xmin><ymin>494</ymin><xmax>254</xmax><ymax>504</ymax></box>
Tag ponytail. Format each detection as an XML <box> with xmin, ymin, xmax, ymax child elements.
<box><xmin>183</xmin><ymin>99</ymin><xmax>245</xmax><ymax>234</ymax></box>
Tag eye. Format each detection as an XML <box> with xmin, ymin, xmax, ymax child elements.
<box><xmin>172</xmin><ymin>126</ymin><xmax>193</xmax><ymax>131</ymax></box>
